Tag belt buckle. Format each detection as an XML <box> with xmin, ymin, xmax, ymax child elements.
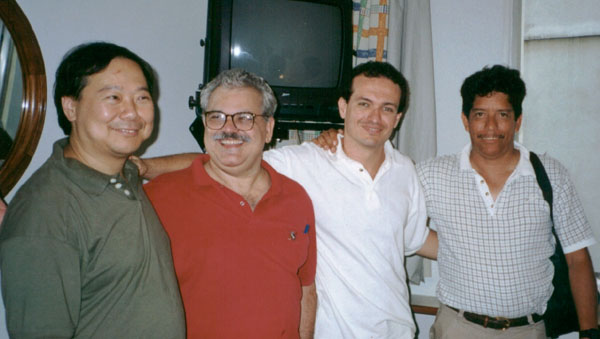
<box><xmin>495</xmin><ymin>316</ymin><xmax>511</xmax><ymax>331</ymax></box>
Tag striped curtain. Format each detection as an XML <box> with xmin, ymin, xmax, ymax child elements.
<box><xmin>353</xmin><ymin>0</ymin><xmax>389</xmax><ymax>64</ymax></box>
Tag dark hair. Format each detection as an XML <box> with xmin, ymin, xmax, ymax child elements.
<box><xmin>341</xmin><ymin>61</ymin><xmax>409</xmax><ymax>114</ymax></box>
<box><xmin>53</xmin><ymin>42</ymin><xmax>155</xmax><ymax>135</ymax></box>
<box><xmin>460</xmin><ymin>65</ymin><xmax>526</xmax><ymax>120</ymax></box>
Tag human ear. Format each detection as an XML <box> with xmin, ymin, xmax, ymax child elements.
<box><xmin>61</xmin><ymin>97</ymin><xmax>78</xmax><ymax>122</ymax></box>
<box><xmin>515</xmin><ymin>115</ymin><xmax>523</xmax><ymax>132</ymax></box>
<box><xmin>393</xmin><ymin>112</ymin><xmax>403</xmax><ymax>128</ymax></box>
<box><xmin>264</xmin><ymin>117</ymin><xmax>275</xmax><ymax>143</ymax></box>
<box><xmin>461</xmin><ymin>112</ymin><xmax>470</xmax><ymax>132</ymax></box>
<box><xmin>338</xmin><ymin>97</ymin><xmax>347</xmax><ymax>120</ymax></box>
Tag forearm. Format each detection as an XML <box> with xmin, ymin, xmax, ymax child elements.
<box><xmin>566</xmin><ymin>247</ymin><xmax>598</xmax><ymax>331</ymax></box>
<box><xmin>143</xmin><ymin>153</ymin><xmax>199</xmax><ymax>179</ymax></box>
<box><xmin>299</xmin><ymin>283</ymin><xmax>317</xmax><ymax>339</ymax></box>
<box><xmin>416</xmin><ymin>229</ymin><xmax>438</xmax><ymax>260</ymax></box>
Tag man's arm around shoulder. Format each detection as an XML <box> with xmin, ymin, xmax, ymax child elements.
<box><xmin>131</xmin><ymin>153</ymin><xmax>198</xmax><ymax>179</ymax></box>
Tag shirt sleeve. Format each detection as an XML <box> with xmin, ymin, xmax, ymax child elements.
<box><xmin>548</xmin><ymin>157</ymin><xmax>596</xmax><ymax>253</ymax></box>
<box><xmin>403</xmin><ymin>166</ymin><xmax>430</xmax><ymax>255</ymax></box>
<box><xmin>0</xmin><ymin>202</ymin><xmax>81</xmax><ymax>338</ymax></box>
<box><xmin>296</xmin><ymin>197</ymin><xmax>317</xmax><ymax>286</ymax></box>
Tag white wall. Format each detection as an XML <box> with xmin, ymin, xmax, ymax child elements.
<box><xmin>7</xmin><ymin>0</ymin><xmax>208</xmax><ymax>201</ymax></box>
<box><xmin>2</xmin><ymin>1</ymin><xmax>583</xmax><ymax>338</ymax></box>
<box><xmin>431</xmin><ymin>0</ymin><xmax>521</xmax><ymax>157</ymax></box>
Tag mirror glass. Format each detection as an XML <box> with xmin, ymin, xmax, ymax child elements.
<box><xmin>0</xmin><ymin>0</ymin><xmax>46</xmax><ymax>197</ymax></box>
<box><xmin>0</xmin><ymin>22</ymin><xmax>22</xmax><ymax>164</ymax></box>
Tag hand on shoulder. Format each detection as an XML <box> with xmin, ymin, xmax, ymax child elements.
<box><xmin>311</xmin><ymin>128</ymin><xmax>343</xmax><ymax>153</ymax></box>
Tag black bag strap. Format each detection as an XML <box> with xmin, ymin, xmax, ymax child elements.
<box><xmin>530</xmin><ymin>151</ymin><xmax>556</xmax><ymax>234</ymax></box>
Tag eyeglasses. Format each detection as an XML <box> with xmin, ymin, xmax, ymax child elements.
<box><xmin>203</xmin><ymin>111</ymin><xmax>265</xmax><ymax>131</ymax></box>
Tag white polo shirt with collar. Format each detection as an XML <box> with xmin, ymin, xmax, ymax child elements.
<box><xmin>264</xmin><ymin>134</ymin><xmax>429</xmax><ymax>339</ymax></box>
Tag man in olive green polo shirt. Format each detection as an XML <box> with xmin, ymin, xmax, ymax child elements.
<box><xmin>0</xmin><ymin>42</ymin><xmax>185</xmax><ymax>338</ymax></box>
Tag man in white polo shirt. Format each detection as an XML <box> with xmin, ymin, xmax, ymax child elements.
<box><xmin>262</xmin><ymin>61</ymin><xmax>437</xmax><ymax>338</ymax></box>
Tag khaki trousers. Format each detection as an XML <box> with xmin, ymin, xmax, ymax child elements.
<box><xmin>429</xmin><ymin>304</ymin><xmax>547</xmax><ymax>339</ymax></box>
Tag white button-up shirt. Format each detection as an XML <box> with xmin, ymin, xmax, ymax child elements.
<box><xmin>264</xmin><ymin>135</ymin><xmax>429</xmax><ymax>338</ymax></box>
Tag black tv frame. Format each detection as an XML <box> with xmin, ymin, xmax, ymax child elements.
<box><xmin>201</xmin><ymin>0</ymin><xmax>353</xmax><ymax>139</ymax></box>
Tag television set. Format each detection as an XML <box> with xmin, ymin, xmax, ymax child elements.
<box><xmin>190</xmin><ymin>0</ymin><xmax>353</xmax><ymax>146</ymax></box>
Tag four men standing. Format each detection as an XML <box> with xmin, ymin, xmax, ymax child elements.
<box><xmin>0</xmin><ymin>40</ymin><xmax>596</xmax><ymax>339</ymax></box>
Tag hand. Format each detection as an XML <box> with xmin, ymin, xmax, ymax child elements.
<box><xmin>311</xmin><ymin>128</ymin><xmax>343</xmax><ymax>152</ymax></box>
<box><xmin>129</xmin><ymin>155</ymin><xmax>148</xmax><ymax>178</ymax></box>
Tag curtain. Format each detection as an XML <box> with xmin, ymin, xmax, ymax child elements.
<box><xmin>353</xmin><ymin>0</ymin><xmax>389</xmax><ymax>64</ymax></box>
<box><xmin>353</xmin><ymin>0</ymin><xmax>437</xmax><ymax>284</ymax></box>
<box><xmin>352</xmin><ymin>0</ymin><xmax>436</xmax><ymax>162</ymax></box>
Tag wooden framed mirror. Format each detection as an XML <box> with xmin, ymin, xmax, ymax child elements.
<box><xmin>0</xmin><ymin>0</ymin><xmax>46</xmax><ymax>196</ymax></box>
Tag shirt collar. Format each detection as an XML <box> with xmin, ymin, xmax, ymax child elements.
<box><xmin>459</xmin><ymin>141</ymin><xmax>536</xmax><ymax>177</ymax></box>
<box><xmin>192</xmin><ymin>153</ymin><xmax>283</xmax><ymax>196</ymax></box>
<box><xmin>53</xmin><ymin>138</ymin><xmax>140</xmax><ymax>196</ymax></box>
<box><xmin>333</xmin><ymin>134</ymin><xmax>393</xmax><ymax>178</ymax></box>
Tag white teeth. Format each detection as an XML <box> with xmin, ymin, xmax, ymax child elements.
<box><xmin>117</xmin><ymin>129</ymin><xmax>138</xmax><ymax>135</ymax></box>
<box><xmin>220</xmin><ymin>139</ymin><xmax>243</xmax><ymax>145</ymax></box>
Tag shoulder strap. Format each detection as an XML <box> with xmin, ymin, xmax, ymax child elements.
<box><xmin>530</xmin><ymin>151</ymin><xmax>555</xmax><ymax>227</ymax></box>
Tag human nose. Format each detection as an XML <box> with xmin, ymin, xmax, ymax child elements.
<box><xmin>120</xmin><ymin>97</ymin><xmax>139</xmax><ymax>120</ymax></box>
<box><xmin>366</xmin><ymin>106</ymin><xmax>383</xmax><ymax>122</ymax></box>
<box><xmin>484</xmin><ymin>115</ymin><xmax>498</xmax><ymax>130</ymax></box>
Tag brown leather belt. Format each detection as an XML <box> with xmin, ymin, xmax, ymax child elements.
<box><xmin>448</xmin><ymin>305</ymin><xmax>543</xmax><ymax>330</ymax></box>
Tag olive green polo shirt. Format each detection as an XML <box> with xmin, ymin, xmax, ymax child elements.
<box><xmin>0</xmin><ymin>138</ymin><xmax>185</xmax><ymax>338</ymax></box>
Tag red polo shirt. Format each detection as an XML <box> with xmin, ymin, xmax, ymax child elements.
<box><xmin>145</xmin><ymin>154</ymin><xmax>316</xmax><ymax>339</ymax></box>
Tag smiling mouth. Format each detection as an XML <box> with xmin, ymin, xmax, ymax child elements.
<box><xmin>113</xmin><ymin>127</ymin><xmax>141</xmax><ymax>136</ymax></box>
<box><xmin>479</xmin><ymin>135</ymin><xmax>504</xmax><ymax>140</ymax></box>
<box><xmin>362</xmin><ymin>124</ymin><xmax>383</xmax><ymax>135</ymax></box>
<box><xmin>219</xmin><ymin>139</ymin><xmax>244</xmax><ymax>145</ymax></box>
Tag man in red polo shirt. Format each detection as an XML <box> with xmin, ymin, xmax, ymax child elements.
<box><xmin>144</xmin><ymin>69</ymin><xmax>317</xmax><ymax>339</ymax></box>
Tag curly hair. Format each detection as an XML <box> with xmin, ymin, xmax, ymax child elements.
<box><xmin>460</xmin><ymin>65</ymin><xmax>526</xmax><ymax>120</ymax></box>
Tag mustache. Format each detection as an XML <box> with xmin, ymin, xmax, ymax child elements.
<box><xmin>212</xmin><ymin>132</ymin><xmax>251</xmax><ymax>143</ymax></box>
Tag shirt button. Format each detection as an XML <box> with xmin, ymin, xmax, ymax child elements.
<box><xmin>491</xmin><ymin>204</ymin><xmax>494</xmax><ymax>208</ymax></box>
<box><xmin>240</xmin><ymin>201</ymin><xmax>245</xmax><ymax>206</ymax></box>
<box><xmin>124</xmin><ymin>189</ymin><xmax>131</xmax><ymax>196</ymax></box>
<box><xmin>485</xmin><ymin>192</ymin><xmax>490</xmax><ymax>196</ymax></box>
<box><xmin>110</xmin><ymin>178</ymin><xmax>117</xmax><ymax>184</ymax></box>
<box><xmin>359</xmin><ymin>168</ymin><xmax>364</xmax><ymax>172</ymax></box>
<box><xmin>480</xmin><ymin>179</ymin><xmax>484</xmax><ymax>184</ymax></box>
<box><xmin>115</xmin><ymin>183</ymin><xmax>123</xmax><ymax>189</ymax></box>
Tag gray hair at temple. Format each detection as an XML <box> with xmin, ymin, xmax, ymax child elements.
<box><xmin>200</xmin><ymin>69</ymin><xmax>278</xmax><ymax>119</ymax></box>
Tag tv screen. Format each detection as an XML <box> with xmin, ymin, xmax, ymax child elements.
<box><xmin>193</xmin><ymin>0</ymin><xmax>352</xmax><ymax>146</ymax></box>
<box><xmin>230</xmin><ymin>0</ymin><xmax>343</xmax><ymax>89</ymax></box>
